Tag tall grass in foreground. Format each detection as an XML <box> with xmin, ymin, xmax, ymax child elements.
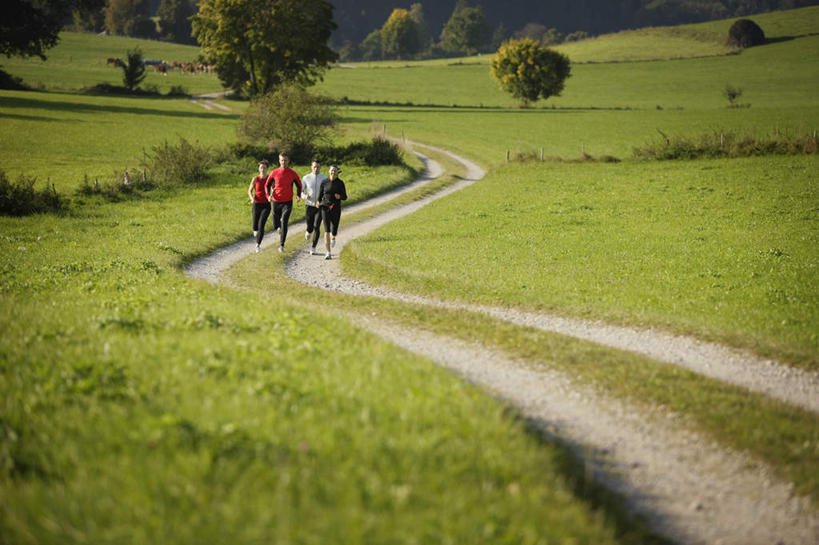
<box><xmin>343</xmin><ymin>155</ymin><xmax>819</xmax><ymax>369</ymax></box>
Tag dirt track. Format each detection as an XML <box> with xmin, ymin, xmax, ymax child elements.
<box><xmin>187</xmin><ymin>143</ymin><xmax>819</xmax><ymax>545</ymax></box>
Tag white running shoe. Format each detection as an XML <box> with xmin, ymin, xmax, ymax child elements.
<box><xmin>331</xmin><ymin>237</ymin><xmax>336</xmax><ymax>248</ymax></box>
<box><xmin>310</xmin><ymin>247</ymin><xmax>318</xmax><ymax>255</ymax></box>
<box><xmin>325</xmin><ymin>252</ymin><xmax>331</xmax><ymax>260</ymax></box>
<box><xmin>278</xmin><ymin>245</ymin><xmax>284</xmax><ymax>253</ymax></box>
<box><xmin>255</xmin><ymin>245</ymin><xmax>260</xmax><ymax>253</ymax></box>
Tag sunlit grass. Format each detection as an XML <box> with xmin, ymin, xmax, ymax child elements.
<box><xmin>344</xmin><ymin>156</ymin><xmax>819</xmax><ymax>369</ymax></box>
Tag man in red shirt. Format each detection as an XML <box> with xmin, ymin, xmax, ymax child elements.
<box><xmin>265</xmin><ymin>152</ymin><xmax>302</xmax><ymax>253</ymax></box>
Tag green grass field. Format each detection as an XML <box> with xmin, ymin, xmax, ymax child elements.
<box><xmin>2</xmin><ymin>6</ymin><xmax>818</xmax><ymax>542</ymax></box>
<box><xmin>1</xmin><ymin>31</ymin><xmax>224</xmax><ymax>95</ymax></box>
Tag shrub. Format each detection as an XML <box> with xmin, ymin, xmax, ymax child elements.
<box><xmin>318</xmin><ymin>137</ymin><xmax>404</xmax><ymax>167</ymax></box>
<box><xmin>76</xmin><ymin>169</ymin><xmax>153</xmax><ymax>201</ymax></box>
<box><xmin>490</xmin><ymin>38</ymin><xmax>571</xmax><ymax>107</ymax></box>
<box><xmin>633</xmin><ymin>130</ymin><xmax>817</xmax><ymax>160</ymax></box>
<box><xmin>239</xmin><ymin>85</ymin><xmax>338</xmax><ymax>158</ymax></box>
<box><xmin>166</xmin><ymin>85</ymin><xmax>188</xmax><ymax>97</ymax></box>
<box><xmin>145</xmin><ymin>138</ymin><xmax>213</xmax><ymax>185</ymax></box>
<box><xmin>728</xmin><ymin>19</ymin><xmax>765</xmax><ymax>48</ymax></box>
<box><xmin>0</xmin><ymin>171</ymin><xmax>64</xmax><ymax>216</ymax></box>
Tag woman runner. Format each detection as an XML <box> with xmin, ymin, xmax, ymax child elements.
<box><xmin>315</xmin><ymin>164</ymin><xmax>348</xmax><ymax>259</ymax></box>
<box><xmin>247</xmin><ymin>159</ymin><xmax>271</xmax><ymax>253</ymax></box>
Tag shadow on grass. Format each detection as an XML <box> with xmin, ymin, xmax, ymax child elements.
<box><xmin>515</xmin><ymin>409</ymin><xmax>673</xmax><ymax>545</ymax></box>
<box><xmin>0</xmin><ymin>94</ymin><xmax>240</xmax><ymax>121</ymax></box>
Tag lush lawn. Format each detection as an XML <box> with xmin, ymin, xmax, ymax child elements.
<box><xmin>0</xmin><ymin>89</ymin><xmax>239</xmax><ymax>192</ymax></box>
<box><xmin>344</xmin><ymin>155</ymin><xmax>818</xmax><ymax>369</ymax></box>
<box><xmin>1</xmin><ymin>31</ymin><xmax>224</xmax><ymax>95</ymax></box>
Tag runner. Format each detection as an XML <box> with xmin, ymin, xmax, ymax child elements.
<box><xmin>247</xmin><ymin>159</ymin><xmax>271</xmax><ymax>253</ymax></box>
<box><xmin>265</xmin><ymin>152</ymin><xmax>302</xmax><ymax>253</ymax></box>
<box><xmin>301</xmin><ymin>158</ymin><xmax>328</xmax><ymax>254</ymax></box>
<box><xmin>316</xmin><ymin>164</ymin><xmax>348</xmax><ymax>260</ymax></box>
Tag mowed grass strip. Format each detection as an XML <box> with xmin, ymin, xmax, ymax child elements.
<box><xmin>343</xmin><ymin>156</ymin><xmax>819</xmax><ymax>370</ymax></box>
<box><xmin>0</xmin><ymin>176</ymin><xmax>661</xmax><ymax>545</ymax></box>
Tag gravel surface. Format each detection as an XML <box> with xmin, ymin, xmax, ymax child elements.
<box><xmin>187</xmin><ymin>142</ymin><xmax>819</xmax><ymax>544</ymax></box>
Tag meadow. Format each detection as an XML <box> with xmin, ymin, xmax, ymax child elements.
<box><xmin>2</xmin><ymin>6</ymin><xmax>818</xmax><ymax>543</ymax></box>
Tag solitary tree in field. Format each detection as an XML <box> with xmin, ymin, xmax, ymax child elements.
<box><xmin>490</xmin><ymin>38</ymin><xmax>571</xmax><ymax>107</ymax></box>
<box><xmin>728</xmin><ymin>19</ymin><xmax>765</xmax><ymax>48</ymax></box>
<box><xmin>122</xmin><ymin>48</ymin><xmax>146</xmax><ymax>91</ymax></box>
<box><xmin>192</xmin><ymin>0</ymin><xmax>337</xmax><ymax>97</ymax></box>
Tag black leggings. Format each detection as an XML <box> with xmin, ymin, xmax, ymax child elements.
<box><xmin>305</xmin><ymin>205</ymin><xmax>320</xmax><ymax>234</ymax></box>
<box><xmin>272</xmin><ymin>200</ymin><xmax>293</xmax><ymax>246</ymax></box>
<box><xmin>252</xmin><ymin>202</ymin><xmax>271</xmax><ymax>245</ymax></box>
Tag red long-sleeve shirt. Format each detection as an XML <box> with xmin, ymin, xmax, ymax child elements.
<box><xmin>265</xmin><ymin>167</ymin><xmax>302</xmax><ymax>203</ymax></box>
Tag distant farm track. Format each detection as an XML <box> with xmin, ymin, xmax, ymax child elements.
<box><xmin>186</xmin><ymin>141</ymin><xmax>819</xmax><ymax>545</ymax></box>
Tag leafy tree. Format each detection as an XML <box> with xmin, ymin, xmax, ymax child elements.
<box><xmin>239</xmin><ymin>85</ymin><xmax>338</xmax><ymax>157</ymax></box>
<box><xmin>381</xmin><ymin>8</ymin><xmax>420</xmax><ymax>59</ymax></box>
<box><xmin>490</xmin><ymin>38</ymin><xmax>571</xmax><ymax>107</ymax></box>
<box><xmin>193</xmin><ymin>0</ymin><xmax>337</xmax><ymax>97</ymax></box>
<box><xmin>512</xmin><ymin>22</ymin><xmax>547</xmax><ymax>42</ymax></box>
<box><xmin>158</xmin><ymin>0</ymin><xmax>196</xmax><ymax>44</ymax></box>
<box><xmin>73</xmin><ymin>0</ymin><xmax>107</xmax><ymax>33</ymax></box>
<box><xmin>408</xmin><ymin>3</ymin><xmax>432</xmax><ymax>51</ymax></box>
<box><xmin>491</xmin><ymin>22</ymin><xmax>509</xmax><ymax>50</ymax></box>
<box><xmin>122</xmin><ymin>47</ymin><xmax>146</xmax><ymax>91</ymax></box>
<box><xmin>104</xmin><ymin>0</ymin><xmax>151</xmax><ymax>36</ymax></box>
<box><xmin>360</xmin><ymin>29</ymin><xmax>383</xmax><ymax>61</ymax></box>
<box><xmin>440</xmin><ymin>3</ymin><xmax>490</xmax><ymax>55</ymax></box>
<box><xmin>1</xmin><ymin>0</ymin><xmax>73</xmax><ymax>59</ymax></box>
<box><xmin>542</xmin><ymin>28</ymin><xmax>564</xmax><ymax>45</ymax></box>
<box><xmin>728</xmin><ymin>18</ymin><xmax>766</xmax><ymax>47</ymax></box>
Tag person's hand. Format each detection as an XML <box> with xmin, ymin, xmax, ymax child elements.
<box><xmin>334</xmin><ymin>193</ymin><xmax>341</xmax><ymax>199</ymax></box>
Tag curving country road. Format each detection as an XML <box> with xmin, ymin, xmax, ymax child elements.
<box><xmin>187</xmin><ymin>142</ymin><xmax>819</xmax><ymax>545</ymax></box>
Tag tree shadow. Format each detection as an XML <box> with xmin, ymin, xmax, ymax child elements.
<box><xmin>0</xmin><ymin>94</ymin><xmax>240</xmax><ymax>121</ymax></box>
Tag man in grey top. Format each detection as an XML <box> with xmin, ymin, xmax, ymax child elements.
<box><xmin>301</xmin><ymin>158</ymin><xmax>328</xmax><ymax>252</ymax></box>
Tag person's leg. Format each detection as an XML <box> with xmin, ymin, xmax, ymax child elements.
<box><xmin>252</xmin><ymin>203</ymin><xmax>262</xmax><ymax>238</ymax></box>
<box><xmin>305</xmin><ymin>206</ymin><xmax>316</xmax><ymax>239</ymax></box>
<box><xmin>321</xmin><ymin>207</ymin><xmax>332</xmax><ymax>257</ymax></box>
<box><xmin>279</xmin><ymin>201</ymin><xmax>292</xmax><ymax>247</ymax></box>
<box><xmin>330</xmin><ymin>207</ymin><xmax>341</xmax><ymax>247</ymax></box>
<box><xmin>256</xmin><ymin>203</ymin><xmax>271</xmax><ymax>245</ymax></box>
<box><xmin>272</xmin><ymin>202</ymin><xmax>282</xmax><ymax>233</ymax></box>
<box><xmin>312</xmin><ymin>207</ymin><xmax>324</xmax><ymax>251</ymax></box>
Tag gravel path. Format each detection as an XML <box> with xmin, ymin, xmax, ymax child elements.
<box><xmin>187</xmin><ymin>143</ymin><xmax>819</xmax><ymax>544</ymax></box>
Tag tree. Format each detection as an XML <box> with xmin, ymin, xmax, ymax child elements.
<box><xmin>440</xmin><ymin>3</ymin><xmax>490</xmax><ymax>55</ymax></box>
<box><xmin>408</xmin><ymin>3</ymin><xmax>432</xmax><ymax>51</ymax></box>
<box><xmin>381</xmin><ymin>8</ymin><xmax>420</xmax><ymax>59</ymax></box>
<box><xmin>1</xmin><ymin>0</ymin><xmax>73</xmax><ymax>59</ymax></box>
<box><xmin>122</xmin><ymin>48</ymin><xmax>146</xmax><ymax>91</ymax></box>
<box><xmin>490</xmin><ymin>38</ymin><xmax>571</xmax><ymax>107</ymax></box>
<box><xmin>104</xmin><ymin>0</ymin><xmax>151</xmax><ymax>36</ymax></box>
<box><xmin>239</xmin><ymin>84</ymin><xmax>338</xmax><ymax>157</ymax></box>
<box><xmin>192</xmin><ymin>0</ymin><xmax>337</xmax><ymax>97</ymax></box>
<box><xmin>491</xmin><ymin>23</ymin><xmax>509</xmax><ymax>50</ymax></box>
<box><xmin>728</xmin><ymin>18</ymin><xmax>765</xmax><ymax>48</ymax></box>
<box><xmin>158</xmin><ymin>0</ymin><xmax>196</xmax><ymax>44</ymax></box>
<box><xmin>360</xmin><ymin>29</ymin><xmax>382</xmax><ymax>61</ymax></box>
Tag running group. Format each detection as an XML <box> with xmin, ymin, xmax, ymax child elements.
<box><xmin>248</xmin><ymin>153</ymin><xmax>348</xmax><ymax>260</ymax></box>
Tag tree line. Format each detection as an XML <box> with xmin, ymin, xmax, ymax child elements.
<box><xmin>331</xmin><ymin>0</ymin><xmax>819</xmax><ymax>53</ymax></box>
